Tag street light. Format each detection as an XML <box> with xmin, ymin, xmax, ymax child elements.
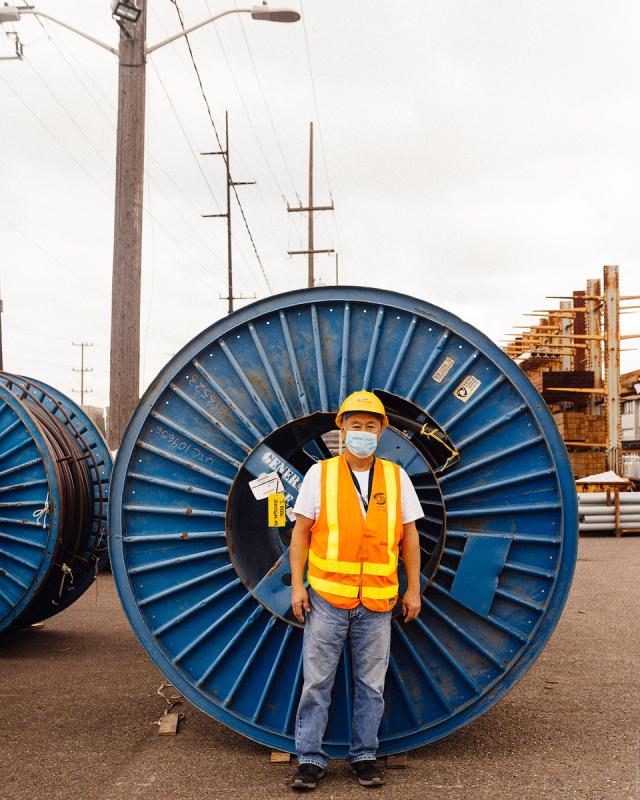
<box><xmin>0</xmin><ymin>2</ymin><xmax>301</xmax><ymax>447</ymax></box>
<box><xmin>251</xmin><ymin>6</ymin><xmax>301</xmax><ymax>23</ymax></box>
<box><xmin>146</xmin><ymin>5</ymin><xmax>300</xmax><ymax>53</ymax></box>
<box><xmin>110</xmin><ymin>1</ymin><xmax>141</xmax><ymax>24</ymax></box>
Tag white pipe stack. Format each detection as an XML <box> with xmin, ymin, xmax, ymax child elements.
<box><xmin>578</xmin><ymin>491</ymin><xmax>640</xmax><ymax>532</ymax></box>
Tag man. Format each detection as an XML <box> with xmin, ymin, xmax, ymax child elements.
<box><xmin>289</xmin><ymin>390</ymin><xmax>423</xmax><ymax>791</ymax></box>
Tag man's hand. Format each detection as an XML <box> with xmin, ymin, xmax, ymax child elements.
<box><xmin>401</xmin><ymin>586</ymin><xmax>421</xmax><ymax>623</ymax></box>
<box><xmin>292</xmin><ymin>584</ymin><xmax>311</xmax><ymax>623</ymax></box>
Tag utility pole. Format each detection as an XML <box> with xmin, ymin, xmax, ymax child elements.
<box><xmin>287</xmin><ymin>121</ymin><xmax>334</xmax><ymax>287</ymax></box>
<box><xmin>72</xmin><ymin>341</ymin><xmax>94</xmax><ymax>406</ymax></box>
<box><xmin>202</xmin><ymin>111</ymin><xmax>256</xmax><ymax>314</ymax></box>
<box><xmin>109</xmin><ymin>0</ymin><xmax>147</xmax><ymax>449</ymax></box>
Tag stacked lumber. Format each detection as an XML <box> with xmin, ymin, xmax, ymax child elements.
<box><xmin>567</xmin><ymin>450</ymin><xmax>607</xmax><ymax>478</ymax></box>
<box><xmin>527</xmin><ymin>361</ymin><xmax>561</xmax><ymax>393</ymax></box>
<box><xmin>553</xmin><ymin>411</ymin><xmax>606</xmax><ymax>443</ymax></box>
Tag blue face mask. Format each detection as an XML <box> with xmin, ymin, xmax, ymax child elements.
<box><xmin>345</xmin><ymin>430</ymin><xmax>378</xmax><ymax>458</ymax></box>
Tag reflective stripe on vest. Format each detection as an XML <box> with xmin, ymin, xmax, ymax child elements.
<box><xmin>307</xmin><ymin>574</ymin><xmax>360</xmax><ymax>598</ymax></box>
<box><xmin>307</xmin><ymin>575</ymin><xmax>399</xmax><ymax>601</ymax></box>
<box><xmin>379</xmin><ymin>459</ymin><xmax>398</xmax><ymax>575</ymax></box>
<box><xmin>325</xmin><ymin>457</ymin><xmax>340</xmax><ymax>561</ymax></box>
<box><xmin>361</xmin><ymin>583</ymin><xmax>399</xmax><ymax>599</ymax></box>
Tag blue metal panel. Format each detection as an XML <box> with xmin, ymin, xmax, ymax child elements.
<box><xmin>450</xmin><ymin>534</ymin><xmax>512</xmax><ymax>616</ymax></box>
<box><xmin>109</xmin><ymin>287</ymin><xmax>578</xmax><ymax>756</ymax></box>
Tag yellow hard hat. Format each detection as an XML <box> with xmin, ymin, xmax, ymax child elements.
<box><xmin>335</xmin><ymin>390</ymin><xmax>388</xmax><ymax>429</ymax></box>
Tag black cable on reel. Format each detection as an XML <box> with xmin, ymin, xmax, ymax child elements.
<box><xmin>21</xmin><ymin>402</ymin><xmax>94</xmax><ymax>624</ymax></box>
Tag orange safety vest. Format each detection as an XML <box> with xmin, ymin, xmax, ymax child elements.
<box><xmin>307</xmin><ymin>454</ymin><xmax>404</xmax><ymax>612</ymax></box>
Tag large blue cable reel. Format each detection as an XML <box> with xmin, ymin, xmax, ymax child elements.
<box><xmin>109</xmin><ymin>287</ymin><xmax>577</xmax><ymax>756</ymax></box>
<box><xmin>0</xmin><ymin>374</ymin><xmax>112</xmax><ymax>632</ymax></box>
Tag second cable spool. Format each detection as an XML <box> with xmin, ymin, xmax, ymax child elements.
<box><xmin>0</xmin><ymin>374</ymin><xmax>112</xmax><ymax>632</ymax></box>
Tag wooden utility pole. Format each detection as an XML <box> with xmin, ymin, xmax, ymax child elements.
<box><xmin>287</xmin><ymin>121</ymin><xmax>334</xmax><ymax>287</ymax></box>
<box><xmin>307</xmin><ymin>120</ymin><xmax>314</xmax><ymax>287</ymax></box>
<box><xmin>202</xmin><ymin>112</ymin><xmax>255</xmax><ymax>314</ymax></box>
<box><xmin>72</xmin><ymin>341</ymin><xmax>94</xmax><ymax>406</ymax></box>
<box><xmin>108</xmin><ymin>1</ymin><xmax>147</xmax><ymax>448</ymax></box>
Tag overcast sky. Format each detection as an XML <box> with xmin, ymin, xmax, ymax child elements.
<box><xmin>1</xmin><ymin>0</ymin><xmax>639</xmax><ymax>407</ymax></box>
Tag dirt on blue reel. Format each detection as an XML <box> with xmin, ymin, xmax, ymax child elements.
<box><xmin>109</xmin><ymin>287</ymin><xmax>577</xmax><ymax>756</ymax></box>
<box><xmin>0</xmin><ymin>374</ymin><xmax>111</xmax><ymax>632</ymax></box>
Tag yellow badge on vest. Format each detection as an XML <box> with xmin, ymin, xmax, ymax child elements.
<box><xmin>268</xmin><ymin>492</ymin><xmax>286</xmax><ymax>527</ymax></box>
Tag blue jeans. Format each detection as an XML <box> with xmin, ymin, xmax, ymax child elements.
<box><xmin>295</xmin><ymin>586</ymin><xmax>392</xmax><ymax>768</ymax></box>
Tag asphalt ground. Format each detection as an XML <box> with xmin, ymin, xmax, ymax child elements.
<box><xmin>1</xmin><ymin>536</ymin><xmax>638</xmax><ymax>800</ymax></box>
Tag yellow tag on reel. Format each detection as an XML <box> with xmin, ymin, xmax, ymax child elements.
<box><xmin>268</xmin><ymin>492</ymin><xmax>286</xmax><ymax>527</ymax></box>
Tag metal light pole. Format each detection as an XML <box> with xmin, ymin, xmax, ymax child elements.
<box><xmin>0</xmin><ymin>4</ymin><xmax>301</xmax><ymax>448</ymax></box>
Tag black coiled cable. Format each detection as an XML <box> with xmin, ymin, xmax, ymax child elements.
<box><xmin>16</xmin><ymin>400</ymin><xmax>94</xmax><ymax>625</ymax></box>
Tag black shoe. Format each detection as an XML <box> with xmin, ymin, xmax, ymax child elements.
<box><xmin>350</xmin><ymin>760</ymin><xmax>385</xmax><ymax>787</ymax></box>
<box><xmin>291</xmin><ymin>763</ymin><xmax>326</xmax><ymax>791</ymax></box>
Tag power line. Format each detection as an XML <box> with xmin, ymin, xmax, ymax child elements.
<box><xmin>149</xmin><ymin>59</ymin><xmax>222</xmax><ymax>210</ymax></box>
<box><xmin>32</xmin><ymin>15</ymin><xmax>115</xmax><ymax>130</ymax></box>
<box><xmin>36</xmin><ymin>16</ymin><xmax>225</xmax><ymax>276</ymax></box>
<box><xmin>26</xmin><ymin>59</ymin><xmax>113</xmax><ymax>173</ymax></box>
<box><xmin>0</xmin><ymin>210</ymin><xmax>108</xmax><ymax>300</ymax></box>
<box><xmin>0</xmin><ymin>71</ymin><xmax>112</xmax><ymax>200</ymax></box>
<box><xmin>148</xmin><ymin>7</ymin><xmax>271</xmax><ymax>276</ymax></box>
<box><xmin>205</xmin><ymin>5</ymin><xmax>298</xmax><ymax>251</ymax></box>
<box><xmin>299</xmin><ymin>0</ymin><xmax>348</xmax><ymax>279</ymax></box>
<box><xmin>24</xmin><ymin>57</ymin><xmax>218</xmax><ymax>288</ymax></box>
<box><xmin>218</xmin><ymin>0</ymin><xmax>305</xmax><ymax>247</ymax></box>
<box><xmin>0</xmin><ymin>211</ymin><xmax>184</xmax><ymax>348</ymax></box>
<box><xmin>299</xmin><ymin>1</ymin><xmax>332</xmax><ymax>199</ymax></box>
<box><xmin>24</xmin><ymin>58</ymin><xmax>221</xmax><ymax>287</ymax></box>
<box><xmin>1</xmin><ymin>62</ymin><xmax>220</xmax><ymax>299</ymax></box>
<box><xmin>5</xmin><ymin>320</ymin><xmax>89</xmax><ymax>344</ymax></box>
<box><xmin>228</xmin><ymin>0</ymin><xmax>301</xmax><ymax>201</ymax></box>
<box><xmin>39</xmin><ymin>13</ymin><xmax>217</xmax><ymax>235</ymax></box>
<box><xmin>150</xmin><ymin>58</ymin><xmax>265</xmax><ymax>293</ymax></box>
<box><xmin>168</xmin><ymin>0</ymin><xmax>272</xmax><ymax>293</ymax></box>
<box><xmin>31</xmin><ymin>17</ymin><xmax>230</xmax><ymax>288</ymax></box>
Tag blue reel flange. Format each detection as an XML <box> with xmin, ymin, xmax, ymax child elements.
<box><xmin>109</xmin><ymin>287</ymin><xmax>577</xmax><ymax>755</ymax></box>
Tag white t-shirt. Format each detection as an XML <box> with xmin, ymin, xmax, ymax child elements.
<box><xmin>293</xmin><ymin>460</ymin><xmax>424</xmax><ymax>524</ymax></box>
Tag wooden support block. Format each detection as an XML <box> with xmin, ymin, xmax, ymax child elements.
<box><xmin>270</xmin><ymin>751</ymin><xmax>291</xmax><ymax>763</ymax></box>
<box><xmin>385</xmin><ymin>753</ymin><xmax>409</xmax><ymax>769</ymax></box>
<box><xmin>158</xmin><ymin>713</ymin><xmax>180</xmax><ymax>736</ymax></box>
